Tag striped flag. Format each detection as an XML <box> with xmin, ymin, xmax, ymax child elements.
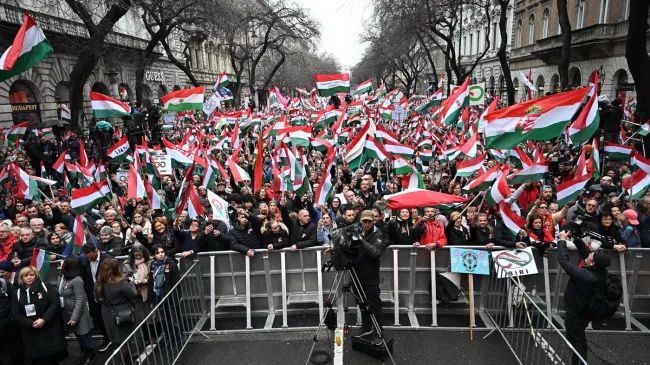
<box><xmin>127</xmin><ymin>164</ymin><xmax>146</xmax><ymax>199</ymax></box>
<box><xmin>106</xmin><ymin>135</ymin><xmax>131</xmax><ymax>163</ymax></box>
<box><xmin>6</xmin><ymin>122</ymin><xmax>28</xmax><ymax>143</ymax></box>
<box><xmin>71</xmin><ymin>215</ymin><xmax>86</xmax><ymax>255</ymax></box>
<box><xmin>314</xmin><ymin>73</ymin><xmax>350</xmax><ymax>96</ymax></box>
<box><xmin>52</xmin><ymin>149</ymin><xmax>70</xmax><ymax>173</ymax></box>
<box><xmin>71</xmin><ymin>181</ymin><xmax>111</xmax><ymax>214</ymax></box>
<box><xmin>623</xmin><ymin>169</ymin><xmax>650</xmax><ymax>199</ymax></box>
<box><xmin>486</xmin><ymin>166</ymin><xmax>510</xmax><ymax>207</ymax></box>
<box><xmin>440</xmin><ymin>77</ymin><xmax>469</xmax><ymax>126</ymax></box>
<box><xmin>314</xmin><ymin>152</ymin><xmax>335</xmax><ymax>205</ymax></box>
<box><xmin>60</xmin><ymin>105</ymin><xmax>71</xmax><ymax>121</ymax></box>
<box><xmin>498</xmin><ymin>201</ymin><xmax>527</xmax><ymax>237</ymax></box>
<box><xmin>507</xmin><ymin>161</ymin><xmax>549</xmax><ymax>185</ymax></box>
<box><xmin>0</xmin><ymin>14</ymin><xmax>53</xmax><ymax>82</ymax></box>
<box><xmin>556</xmin><ymin>172</ymin><xmax>593</xmax><ymax>207</ymax></box>
<box><xmin>160</xmin><ymin>86</ymin><xmax>204</xmax><ymax>111</ymax></box>
<box><xmin>462</xmin><ymin>163</ymin><xmax>502</xmax><ymax>193</ymax></box>
<box><xmin>455</xmin><ymin>153</ymin><xmax>486</xmax><ymax>177</ymax></box>
<box><xmin>143</xmin><ymin>177</ymin><xmax>166</xmax><ymax>210</ymax></box>
<box><xmin>90</xmin><ymin>92</ymin><xmax>131</xmax><ymax>118</ymax></box>
<box><xmin>568</xmin><ymin>85</ymin><xmax>599</xmax><ymax>145</ymax></box>
<box><xmin>393</xmin><ymin>155</ymin><xmax>416</xmax><ymax>175</ymax></box>
<box><xmin>226</xmin><ymin>158</ymin><xmax>251</xmax><ymax>182</ymax></box>
<box><xmin>29</xmin><ymin>248</ymin><xmax>51</xmax><ymax>278</ymax></box>
<box><xmin>187</xmin><ymin>185</ymin><xmax>204</xmax><ymax>218</ymax></box>
<box><xmin>638</xmin><ymin>121</ymin><xmax>650</xmax><ymax>137</ymax></box>
<box><xmin>352</xmin><ymin>79</ymin><xmax>372</xmax><ymax>96</ymax></box>
<box><xmin>604</xmin><ymin>142</ymin><xmax>633</xmax><ymax>159</ymax></box>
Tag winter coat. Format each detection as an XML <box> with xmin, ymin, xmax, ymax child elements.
<box><xmin>228</xmin><ymin>214</ymin><xmax>263</xmax><ymax>253</ymax></box>
<box><xmin>263</xmin><ymin>229</ymin><xmax>290</xmax><ymax>249</ymax></box>
<box><xmin>316</xmin><ymin>224</ymin><xmax>337</xmax><ymax>246</ymax></box>
<box><xmin>415</xmin><ymin>219</ymin><xmax>447</xmax><ymax>247</ymax></box>
<box><xmin>445</xmin><ymin>223</ymin><xmax>471</xmax><ymax>246</ymax></box>
<box><xmin>11</xmin><ymin>239</ymin><xmax>40</xmax><ymax>267</ymax></box>
<box><xmin>494</xmin><ymin>220</ymin><xmax>530</xmax><ymax>249</ymax></box>
<box><xmin>147</xmin><ymin>257</ymin><xmax>180</xmax><ymax>305</ymax></box>
<box><xmin>11</xmin><ymin>280</ymin><xmax>68</xmax><ymax>360</ymax></box>
<box><xmin>98</xmin><ymin>235</ymin><xmax>125</xmax><ymax>256</ymax></box>
<box><xmin>557</xmin><ymin>240</ymin><xmax>606</xmax><ymax>319</ymax></box>
<box><xmin>621</xmin><ymin>226</ymin><xmax>641</xmax><ymax>248</ymax></box>
<box><xmin>98</xmin><ymin>279</ymin><xmax>137</xmax><ymax>344</ymax></box>
<box><xmin>351</xmin><ymin>225</ymin><xmax>386</xmax><ymax>286</ymax></box>
<box><xmin>387</xmin><ymin>219</ymin><xmax>417</xmax><ymax>246</ymax></box>
<box><xmin>151</xmin><ymin>229</ymin><xmax>181</xmax><ymax>256</ymax></box>
<box><xmin>470</xmin><ymin>226</ymin><xmax>494</xmax><ymax>247</ymax></box>
<box><xmin>0</xmin><ymin>234</ymin><xmax>18</xmax><ymax>261</ymax></box>
<box><xmin>601</xmin><ymin>104</ymin><xmax>624</xmax><ymax>133</ymax></box>
<box><xmin>0</xmin><ymin>277</ymin><xmax>16</xmax><ymax>331</ymax></box>
<box><xmin>281</xmin><ymin>207</ymin><xmax>318</xmax><ymax>248</ymax></box>
<box><xmin>58</xmin><ymin>276</ymin><xmax>93</xmax><ymax>335</ymax></box>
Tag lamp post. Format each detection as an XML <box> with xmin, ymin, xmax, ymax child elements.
<box><xmin>597</xmin><ymin>65</ymin><xmax>605</xmax><ymax>96</ymax></box>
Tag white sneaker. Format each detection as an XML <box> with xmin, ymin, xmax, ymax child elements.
<box><xmin>98</xmin><ymin>341</ymin><xmax>112</xmax><ymax>353</ymax></box>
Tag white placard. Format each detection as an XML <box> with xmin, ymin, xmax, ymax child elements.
<box><xmin>116</xmin><ymin>169</ymin><xmax>129</xmax><ymax>185</ymax></box>
<box><xmin>491</xmin><ymin>247</ymin><xmax>539</xmax><ymax>278</ymax></box>
<box><xmin>151</xmin><ymin>153</ymin><xmax>172</xmax><ymax>175</ymax></box>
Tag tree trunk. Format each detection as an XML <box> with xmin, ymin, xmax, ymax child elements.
<box><xmin>135</xmin><ymin>31</ymin><xmax>166</xmax><ymax>104</ymax></box>
<box><xmin>261</xmin><ymin>51</ymin><xmax>286</xmax><ymax>92</ymax></box>
<box><xmin>626</xmin><ymin>0</ymin><xmax>650</xmax><ymax>128</ymax></box>
<box><xmin>160</xmin><ymin>39</ymin><xmax>199</xmax><ymax>87</ymax></box>
<box><xmin>498</xmin><ymin>0</ymin><xmax>515</xmax><ymax>105</ymax></box>
<box><xmin>69</xmin><ymin>48</ymin><xmax>98</xmax><ymax>129</ymax></box>
<box><xmin>557</xmin><ymin>0</ymin><xmax>572</xmax><ymax>89</ymax></box>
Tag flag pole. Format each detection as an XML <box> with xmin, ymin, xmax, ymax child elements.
<box><xmin>459</xmin><ymin>191</ymin><xmax>485</xmax><ymax>216</ymax></box>
<box><xmin>469</xmin><ymin>273</ymin><xmax>474</xmax><ymax>341</ymax></box>
<box><xmin>37</xmin><ymin>187</ymin><xmax>53</xmax><ymax>201</ymax></box>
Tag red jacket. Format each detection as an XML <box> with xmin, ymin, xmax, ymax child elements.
<box><xmin>416</xmin><ymin>219</ymin><xmax>447</xmax><ymax>247</ymax></box>
<box><xmin>0</xmin><ymin>234</ymin><xmax>18</xmax><ymax>261</ymax></box>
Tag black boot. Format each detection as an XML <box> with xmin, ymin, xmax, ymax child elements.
<box><xmin>82</xmin><ymin>348</ymin><xmax>97</xmax><ymax>365</ymax></box>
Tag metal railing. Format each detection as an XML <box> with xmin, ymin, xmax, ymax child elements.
<box><xmin>482</xmin><ymin>261</ymin><xmax>587</xmax><ymax>365</ymax></box>
<box><xmin>103</xmin><ymin>259</ymin><xmax>208</xmax><ymax>365</ymax></box>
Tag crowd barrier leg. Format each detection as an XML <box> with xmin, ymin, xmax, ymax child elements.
<box><xmin>619</xmin><ymin>252</ymin><xmax>632</xmax><ymax>331</ymax></box>
<box><xmin>245</xmin><ymin>255</ymin><xmax>252</xmax><ymax>329</ymax></box>
<box><xmin>210</xmin><ymin>254</ymin><xmax>216</xmax><ymax>331</ymax></box>
<box><xmin>263</xmin><ymin>252</ymin><xmax>276</xmax><ymax>329</ymax></box>
<box><xmin>469</xmin><ymin>274</ymin><xmax>476</xmax><ymax>328</ymax></box>
<box><xmin>281</xmin><ymin>252</ymin><xmax>288</xmax><ymax>328</ymax></box>
<box><xmin>317</xmin><ymin>251</ymin><xmax>324</xmax><ymax>325</ymax></box>
<box><xmin>393</xmin><ymin>249</ymin><xmax>401</xmax><ymax>326</ymax></box>
<box><xmin>543</xmin><ymin>256</ymin><xmax>553</xmax><ymax>328</ymax></box>
<box><xmin>430</xmin><ymin>250</ymin><xmax>438</xmax><ymax>327</ymax></box>
<box><xmin>552</xmin><ymin>268</ymin><xmax>565</xmax><ymax>329</ymax></box>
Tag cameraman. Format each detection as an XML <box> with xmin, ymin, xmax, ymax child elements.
<box><xmin>557</xmin><ymin>231</ymin><xmax>611</xmax><ymax>364</ymax></box>
<box><xmin>351</xmin><ymin>210</ymin><xmax>386</xmax><ymax>344</ymax></box>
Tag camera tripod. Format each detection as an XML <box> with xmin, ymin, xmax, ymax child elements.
<box><xmin>305</xmin><ymin>263</ymin><xmax>396</xmax><ymax>365</ymax></box>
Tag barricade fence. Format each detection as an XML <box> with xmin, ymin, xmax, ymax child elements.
<box><xmin>42</xmin><ymin>246</ymin><xmax>650</xmax><ymax>336</ymax></box>
<box><xmin>102</xmin><ymin>260</ymin><xmax>208</xmax><ymax>365</ymax></box>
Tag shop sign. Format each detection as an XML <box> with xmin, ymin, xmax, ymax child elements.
<box><xmin>145</xmin><ymin>70</ymin><xmax>165</xmax><ymax>82</ymax></box>
<box><xmin>56</xmin><ymin>103</ymin><xmax>70</xmax><ymax>109</ymax></box>
<box><xmin>11</xmin><ymin>103</ymin><xmax>39</xmax><ymax>112</ymax></box>
<box><xmin>617</xmin><ymin>83</ymin><xmax>635</xmax><ymax>92</ymax></box>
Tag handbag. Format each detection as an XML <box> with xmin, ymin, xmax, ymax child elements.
<box><xmin>104</xmin><ymin>287</ymin><xmax>135</xmax><ymax>327</ymax></box>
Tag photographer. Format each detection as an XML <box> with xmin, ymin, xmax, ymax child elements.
<box><xmin>557</xmin><ymin>231</ymin><xmax>611</xmax><ymax>365</ymax></box>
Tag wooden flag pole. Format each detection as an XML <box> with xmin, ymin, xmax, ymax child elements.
<box><xmin>469</xmin><ymin>273</ymin><xmax>474</xmax><ymax>341</ymax></box>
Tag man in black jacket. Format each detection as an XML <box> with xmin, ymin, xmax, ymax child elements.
<box><xmin>81</xmin><ymin>244</ymin><xmax>113</xmax><ymax>352</ymax></box>
<box><xmin>229</xmin><ymin>209</ymin><xmax>263</xmax><ymax>257</ymax></box>
<box><xmin>351</xmin><ymin>210</ymin><xmax>386</xmax><ymax>345</ymax></box>
<box><xmin>600</xmin><ymin>99</ymin><xmax>624</xmax><ymax>143</ymax></box>
<box><xmin>280</xmin><ymin>199</ymin><xmax>317</xmax><ymax>250</ymax></box>
<box><xmin>557</xmin><ymin>231</ymin><xmax>611</xmax><ymax>365</ymax></box>
<box><xmin>0</xmin><ymin>259</ymin><xmax>23</xmax><ymax>365</ymax></box>
<box><xmin>10</xmin><ymin>227</ymin><xmax>43</xmax><ymax>269</ymax></box>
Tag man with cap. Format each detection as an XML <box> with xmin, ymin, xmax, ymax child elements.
<box><xmin>350</xmin><ymin>210</ymin><xmax>386</xmax><ymax>345</ymax></box>
<box><xmin>621</xmin><ymin>209</ymin><xmax>642</xmax><ymax>248</ymax></box>
<box><xmin>0</xmin><ymin>260</ymin><xmax>23</xmax><ymax>365</ymax></box>
<box><xmin>557</xmin><ymin>230</ymin><xmax>611</xmax><ymax>364</ymax></box>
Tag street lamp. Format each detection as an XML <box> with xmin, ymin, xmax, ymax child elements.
<box><xmin>597</xmin><ymin>65</ymin><xmax>605</xmax><ymax>96</ymax></box>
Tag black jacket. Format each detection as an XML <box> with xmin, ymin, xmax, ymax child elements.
<box><xmin>99</xmin><ymin>235</ymin><xmax>124</xmax><ymax>256</ymax></box>
<box><xmin>387</xmin><ymin>219</ymin><xmax>417</xmax><ymax>246</ymax></box>
<box><xmin>81</xmin><ymin>251</ymin><xmax>113</xmax><ymax>303</ymax></box>
<box><xmin>557</xmin><ymin>239</ymin><xmax>606</xmax><ymax>318</ymax></box>
<box><xmin>281</xmin><ymin>208</ymin><xmax>318</xmax><ymax>249</ymax></box>
<box><xmin>262</xmin><ymin>229</ymin><xmax>290</xmax><ymax>249</ymax></box>
<box><xmin>151</xmin><ymin>229</ymin><xmax>181</xmax><ymax>256</ymax></box>
<box><xmin>0</xmin><ymin>278</ymin><xmax>15</xmax><ymax>330</ymax></box>
<box><xmin>228</xmin><ymin>214</ymin><xmax>263</xmax><ymax>253</ymax></box>
<box><xmin>147</xmin><ymin>257</ymin><xmax>181</xmax><ymax>304</ymax></box>
<box><xmin>11</xmin><ymin>239</ymin><xmax>41</xmax><ymax>267</ymax></box>
<box><xmin>352</xmin><ymin>225</ymin><xmax>386</xmax><ymax>285</ymax></box>
<box><xmin>494</xmin><ymin>220</ymin><xmax>530</xmax><ymax>248</ymax></box>
<box><xmin>445</xmin><ymin>223</ymin><xmax>470</xmax><ymax>246</ymax></box>
<box><xmin>600</xmin><ymin>105</ymin><xmax>623</xmax><ymax>133</ymax></box>
<box><xmin>470</xmin><ymin>226</ymin><xmax>495</xmax><ymax>247</ymax></box>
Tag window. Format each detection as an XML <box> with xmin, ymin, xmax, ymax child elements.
<box><xmin>469</xmin><ymin>34</ymin><xmax>473</xmax><ymax>55</ymax></box>
<box><xmin>463</xmin><ymin>37</ymin><xmax>467</xmax><ymax>55</ymax></box>
<box><xmin>575</xmin><ymin>0</ymin><xmax>586</xmax><ymax>29</ymax></box>
<box><xmin>542</xmin><ymin>8</ymin><xmax>550</xmax><ymax>38</ymax></box>
<box><xmin>515</xmin><ymin>19</ymin><xmax>523</xmax><ymax>47</ymax></box>
<box><xmin>492</xmin><ymin>22</ymin><xmax>497</xmax><ymax>50</ymax></box>
<box><xmin>598</xmin><ymin>0</ymin><xmax>609</xmax><ymax>23</ymax></box>
<box><xmin>528</xmin><ymin>15</ymin><xmax>535</xmax><ymax>44</ymax></box>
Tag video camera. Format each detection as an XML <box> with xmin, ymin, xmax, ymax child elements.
<box><xmin>566</xmin><ymin>214</ymin><xmax>615</xmax><ymax>245</ymax></box>
<box><xmin>329</xmin><ymin>224</ymin><xmax>363</xmax><ymax>271</ymax></box>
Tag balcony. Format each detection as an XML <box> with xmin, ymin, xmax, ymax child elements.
<box><xmin>0</xmin><ymin>3</ymin><xmax>162</xmax><ymax>53</ymax></box>
<box><xmin>510</xmin><ymin>21</ymin><xmax>630</xmax><ymax>64</ymax></box>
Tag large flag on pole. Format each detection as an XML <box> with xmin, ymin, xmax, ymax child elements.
<box><xmin>90</xmin><ymin>92</ymin><xmax>131</xmax><ymax>118</ymax></box>
<box><xmin>71</xmin><ymin>181</ymin><xmax>111</xmax><ymax>214</ymax></box>
<box><xmin>314</xmin><ymin>73</ymin><xmax>350</xmax><ymax>96</ymax></box>
<box><xmin>0</xmin><ymin>14</ymin><xmax>53</xmax><ymax>82</ymax></box>
<box><xmin>568</xmin><ymin>85</ymin><xmax>599</xmax><ymax>145</ymax></box>
<box><xmin>440</xmin><ymin>77</ymin><xmax>470</xmax><ymax>126</ymax></box>
<box><xmin>556</xmin><ymin>172</ymin><xmax>593</xmax><ymax>207</ymax></box>
<box><xmin>160</xmin><ymin>86</ymin><xmax>204</xmax><ymax>111</ymax></box>
<box><xmin>106</xmin><ymin>135</ymin><xmax>131</xmax><ymax>162</ymax></box>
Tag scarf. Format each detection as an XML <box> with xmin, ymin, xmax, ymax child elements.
<box><xmin>151</xmin><ymin>257</ymin><xmax>168</xmax><ymax>302</ymax></box>
<box><xmin>134</xmin><ymin>257</ymin><xmax>149</xmax><ymax>302</ymax></box>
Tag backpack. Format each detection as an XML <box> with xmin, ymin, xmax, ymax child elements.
<box><xmin>585</xmin><ymin>273</ymin><xmax>622</xmax><ymax>321</ymax></box>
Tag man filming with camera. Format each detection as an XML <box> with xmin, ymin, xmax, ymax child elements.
<box><xmin>345</xmin><ymin>210</ymin><xmax>386</xmax><ymax>345</ymax></box>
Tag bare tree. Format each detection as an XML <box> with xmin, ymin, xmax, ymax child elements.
<box><xmin>625</xmin><ymin>0</ymin><xmax>650</xmax><ymax>125</ymax></box>
<box><xmin>557</xmin><ymin>0</ymin><xmax>571</xmax><ymax>89</ymax></box>
<box><xmin>268</xmin><ymin>51</ymin><xmax>340</xmax><ymax>94</ymax></box>
<box><xmin>496</xmin><ymin>0</ymin><xmax>515</xmax><ymax>105</ymax></box>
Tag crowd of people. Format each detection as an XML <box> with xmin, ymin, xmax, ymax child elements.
<box><xmin>0</xmin><ymin>80</ymin><xmax>647</xmax><ymax>365</ymax></box>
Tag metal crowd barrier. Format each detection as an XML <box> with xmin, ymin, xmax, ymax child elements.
<box><xmin>483</xmin><ymin>261</ymin><xmax>587</xmax><ymax>365</ymax></box>
<box><xmin>102</xmin><ymin>259</ymin><xmax>208</xmax><ymax>365</ymax></box>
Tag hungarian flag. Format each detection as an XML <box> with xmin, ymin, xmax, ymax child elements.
<box><xmin>106</xmin><ymin>135</ymin><xmax>131</xmax><ymax>162</ymax></box>
<box><xmin>416</xmin><ymin>88</ymin><xmax>444</xmax><ymax>113</ymax></box>
<box><xmin>79</xmin><ymin>139</ymin><xmax>88</xmax><ymax>167</ymax></box>
<box><xmin>213</xmin><ymin>72</ymin><xmax>229</xmax><ymax>90</ymax></box>
<box><xmin>440</xmin><ymin>77</ymin><xmax>470</xmax><ymax>126</ymax></box>
<box><xmin>314</xmin><ymin>152</ymin><xmax>336</xmax><ymax>205</ymax></box>
<box><xmin>162</xmin><ymin>138</ymin><xmax>193</xmax><ymax>167</ymax></box>
<box><xmin>253</xmin><ymin>133</ymin><xmax>264</xmax><ymax>191</ymax></box>
<box><xmin>484</xmin><ymin>88</ymin><xmax>589</xmax><ymax>149</ymax></box>
<box><xmin>568</xmin><ymin>85</ymin><xmax>599</xmax><ymax>145</ymax></box>
<box><xmin>462</xmin><ymin>163</ymin><xmax>502</xmax><ymax>193</ymax></box>
<box><xmin>590</xmin><ymin>137</ymin><xmax>601</xmax><ymax>179</ymax></box>
<box><xmin>402</xmin><ymin>171</ymin><xmax>425</xmax><ymax>189</ymax></box>
<box><xmin>384</xmin><ymin>188</ymin><xmax>469</xmax><ymax>209</ymax></box>
<box><xmin>486</xmin><ymin>165</ymin><xmax>510</xmax><ymax>207</ymax></box>
<box><xmin>62</xmin><ymin>171</ymin><xmax>72</xmax><ymax>195</ymax></box>
<box><xmin>226</xmin><ymin>158</ymin><xmax>251</xmax><ymax>182</ymax></box>
<box><xmin>6</xmin><ymin>122</ymin><xmax>28</xmax><ymax>143</ymax></box>
<box><xmin>143</xmin><ymin>177</ymin><xmax>166</xmax><ymax>210</ymax></box>
<box><xmin>160</xmin><ymin>86</ymin><xmax>204</xmax><ymax>111</ymax></box>
<box><xmin>314</xmin><ymin>73</ymin><xmax>351</xmax><ymax>96</ymax></box>
<box><xmin>71</xmin><ymin>181</ymin><xmax>111</xmax><ymax>214</ymax></box>
<box><xmin>0</xmin><ymin>166</ymin><xmax>8</xmax><ymax>186</ymax></box>
<box><xmin>638</xmin><ymin>121</ymin><xmax>650</xmax><ymax>137</ymax></box>
<box><xmin>393</xmin><ymin>155</ymin><xmax>416</xmax><ymax>175</ymax></box>
<box><xmin>71</xmin><ymin>215</ymin><xmax>86</xmax><ymax>255</ymax></box>
<box><xmin>30</xmin><ymin>248</ymin><xmax>51</xmax><ymax>278</ymax></box>
<box><xmin>0</xmin><ymin>15</ymin><xmax>53</xmax><ymax>82</ymax></box>
<box><xmin>556</xmin><ymin>172</ymin><xmax>593</xmax><ymax>207</ymax></box>
<box><xmin>60</xmin><ymin>104</ymin><xmax>71</xmax><ymax>121</ymax></box>
<box><xmin>455</xmin><ymin>153</ymin><xmax>486</xmax><ymax>177</ymax></box>
<box><xmin>507</xmin><ymin>161</ymin><xmax>549</xmax><ymax>185</ymax></box>
<box><xmin>11</xmin><ymin>163</ymin><xmax>37</xmax><ymax>199</ymax></box>
<box><xmin>623</xmin><ymin>169</ymin><xmax>650</xmax><ymax>199</ymax></box>
<box><xmin>498</xmin><ymin>201</ymin><xmax>526</xmax><ymax>237</ymax></box>
<box><xmin>127</xmin><ymin>164</ymin><xmax>146</xmax><ymax>199</ymax></box>
<box><xmin>187</xmin><ymin>185</ymin><xmax>204</xmax><ymax>219</ymax></box>
<box><xmin>309</xmin><ymin>137</ymin><xmax>334</xmax><ymax>153</ymax></box>
<box><xmin>352</xmin><ymin>79</ymin><xmax>372</xmax><ymax>96</ymax></box>
<box><xmin>478</xmin><ymin>97</ymin><xmax>499</xmax><ymax>133</ymax></box>
<box><xmin>604</xmin><ymin>142</ymin><xmax>633</xmax><ymax>159</ymax></box>
<box><xmin>632</xmin><ymin>151</ymin><xmax>650</xmax><ymax>173</ymax></box>
<box><xmin>90</xmin><ymin>92</ymin><xmax>131</xmax><ymax>118</ymax></box>
<box><xmin>279</xmin><ymin>126</ymin><xmax>311</xmax><ymax>148</ymax></box>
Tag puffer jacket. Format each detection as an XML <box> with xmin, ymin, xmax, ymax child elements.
<box><xmin>281</xmin><ymin>207</ymin><xmax>317</xmax><ymax>248</ymax></box>
<box><xmin>557</xmin><ymin>239</ymin><xmax>606</xmax><ymax>318</ymax></box>
<box><xmin>387</xmin><ymin>218</ymin><xmax>417</xmax><ymax>246</ymax></box>
<box><xmin>263</xmin><ymin>229</ymin><xmax>290</xmax><ymax>249</ymax></box>
<box><xmin>228</xmin><ymin>214</ymin><xmax>263</xmax><ymax>253</ymax></box>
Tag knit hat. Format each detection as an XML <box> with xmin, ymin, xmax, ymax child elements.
<box><xmin>584</xmin><ymin>145</ymin><xmax>593</xmax><ymax>153</ymax></box>
<box><xmin>0</xmin><ymin>260</ymin><xmax>12</xmax><ymax>272</ymax></box>
<box><xmin>593</xmin><ymin>251</ymin><xmax>611</xmax><ymax>270</ymax></box>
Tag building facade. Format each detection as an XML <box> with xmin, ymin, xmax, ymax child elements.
<box><xmin>0</xmin><ymin>1</ymin><xmax>239</xmax><ymax>128</ymax></box>
<box><xmin>508</xmin><ymin>0</ymin><xmax>637</xmax><ymax>102</ymax></box>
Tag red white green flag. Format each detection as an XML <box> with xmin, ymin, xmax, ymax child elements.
<box><xmin>314</xmin><ymin>73</ymin><xmax>351</xmax><ymax>96</ymax></box>
<box><xmin>90</xmin><ymin>92</ymin><xmax>131</xmax><ymax>118</ymax></box>
<box><xmin>604</xmin><ymin>141</ymin><xmax>633</xmax><ymax>159</ymax></box>
<box><xmin>623</xmin><ymin>169</ymin><xmax>650</xmax><ymax>199</ymax></box>
<box><xmin>440</xmin><ymin>77</ymin><xmax>470</xmax><ymax>126</ymax></box>
<box><xmin>6</xmin><ymin>122</ymin><xmax>28</xmax><ymax>143</ymax></box>
<box><xmin>160</xmin><ymin>86</ymin><xmax>204</xmax><ymax>111</ymax></box>
<box><xmin>71</xmin><ymin>181</ymin><xmax>111</xmax><ymax>214</ymax></box>
<box><xmin>106</xmin><ymin>135</ymin><xmax>131</xmax><ymax>163</ymax></box>
<box><xmin>314</xmin><ymin>151</ymin><xmax>336</xmax><ymax>205</ymax></box>
<box><xmin>556</xmin><ymin>172</ymin><xmax>593</xmax><ymax>207</ymax></box>
<box><xmin>568</xmin><ymin>85</ymin><xmax>599</xmax><ymax>144</ymax></box>
<box><xmin>507</xmin><ymin>161</ymin><xmax>549</xmax><ymax>185</ymax></box>
<box><xmin>638</xmin><ymin>121</ymin><xmax>650</xmax><ymax>137</ymax></box>
<box><xmin>30</xmin><ymin>248</ymin><xmax>51</xmax><ymax>278</ymax></box>
<box><xmin>71</xmin><ymin>215</ymin><xmax>86</xmax><ymax>255</ymax></box>
<box><xmin>0</xmin><ymin>15</ymin><xmax>53</xmax><ymax>82</ymax></box>
<box><xmin>226</xmin><ymin>158</ymin><xmax>251</xmax><ymax>182</ymax></box>
<box><xmin>498</xmin><ymin>201</ymin><xmax>527</xmax><ymax>237</ymax></box>
<box><xmin>352</xmin><ymin>79</ymin><xmax>372</xmax><ymax>96</ymax></box>
<box><xmin>484</xmin><ymin>88</ymin><xmax>589</xmax><ymax>149</ymax></box>
<box><xmin>462</xmin><ymin>163</ymin><xmax>502</xmax><ymax>193</ymax></box>
<box><xmin>187</xmin><ymin>185</ymin><xmax>204</xmax><ymax>218</ymax></box>
<box><xmin>486</xmin><ymin>165</ymin><xmax>510</xmax><ymax>207</ymax></box>
<box><xmin>127</xmin><ymin>164</ymin><xmax>146</xmax><ymax>199</ymax></box>
<box><xmin>455</xmin><ymin>153</ymin><xmax>486</xmax><ymax>177</ymax></box>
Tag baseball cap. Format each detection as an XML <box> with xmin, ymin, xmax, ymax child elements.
<box><xmin>360</xmin><ymin>210</ymin><xmax>374</xmax><ymax>222</ymax></box>
<box><xmin>623</xmin><ymin>209</ymin><xmax>639</xmax><ymax>225</ymax></box>
<box><xmin>592</xmin><ymin>251</ymin><xmax>611</xmax><ymax>270</ymax></box>
<box><xmin>441</xmin><ymin>173</ymin><xmax>449</xmax><ymax>177</ymax></box>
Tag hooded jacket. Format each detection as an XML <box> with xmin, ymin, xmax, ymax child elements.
<box><xmin>228</xmin><ymin>214</ymin><xmax>263</xmax><ymax>253</ymax></box>
<box><xmin>557</xmin><ymin>239</ymin><xmax>606</xmax><ymax>318</ymax></box>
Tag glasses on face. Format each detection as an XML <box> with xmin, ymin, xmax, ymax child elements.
<box><xmin>539</xmin><ymin>206</ymin><xmax>548</xmax><ymax>210</ymax></box>
<box><xmin>587</xmin><ymin>204</ymin><xmax>596</xmax><ymax>207</ymax></box>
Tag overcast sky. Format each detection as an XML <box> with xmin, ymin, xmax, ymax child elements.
<box><xmin>294</xmin><ymin>0</ymin><xmax>374</xmax><ymax>72</ymax></box>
